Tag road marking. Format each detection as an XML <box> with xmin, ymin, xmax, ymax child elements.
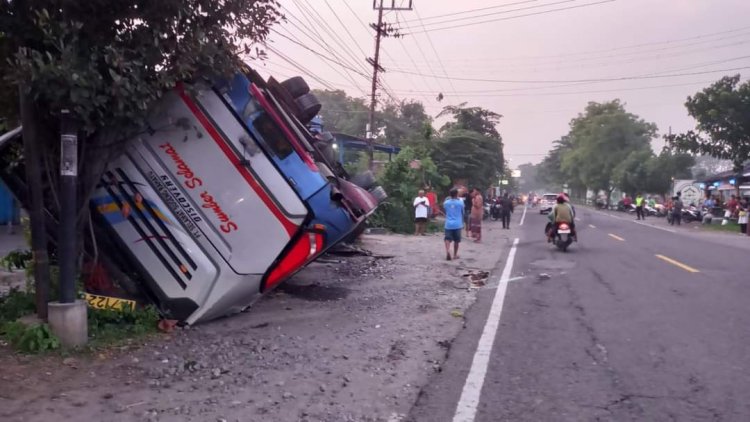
<box><xmin>589</xmin><ymin>224</ymin><xmax>597</xmax><ymax>229</ymax></box>
<box><xmin>608</xmin><ymin>233</ymin><xmax>625</xmax><ymax>241</ymax></box>
<box><xmin>596</xmin><ymin>209</ymin><xmax>677</xmax><ymax>233</ymax></box>
<box><xmin>655</xmin><ymin>254</ymin><xmax>700</xmax><ymax>273</ymax></box>
<box><xmin>453</xmin><ymin>238</ymin><xmax>519</xmax><ymax>422</ymax></box>
<box><xmin>519</xmin><ymin>203</ymin><xmax>528</xmax><ymax>226</ymax></box>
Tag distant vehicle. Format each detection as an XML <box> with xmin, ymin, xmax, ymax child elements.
<box><xmin>539</xmin><ymin>193</ymin><xmax>558</xmax><ymax>214</ymax></box>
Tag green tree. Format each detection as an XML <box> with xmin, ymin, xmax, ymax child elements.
<box><xmin>560</xmin><ymin>100</ymin><xmax>657</xmax><ymax>204</ymax></box>
<box><xmin>612</xmin><ymin>149</ymin><xmax>653</xmax><ymax>196</ymax></box>
<box><xmin>313</xmin><ymin>89</ymin><xmax>369</xmax><ymax>137</ymax></box>
<box><xmin>667</xmin><ymin>75</ymin><xmax>750</xmax><ymax>179</ymax></box>
<box><xmin>644</xmin><ymin>151</ymin><xmax>695</xmax><ymax>196</ymax></box>
<box><xmin>376</xmin><ymin>99</ymin><xmax>432</xmax><ymax>147</ymax></box>
<box><xmin>430</xmin><ymin>103</ymin><xmax>504</xmax><ymax>188</ymax></box>
<box><xmin>437</xmin><ymin>103</ymin><xmax>502</xmax><ymax>138</ymax></box>
<box><xmin>537</xmin><ymin>136</ymin><xmax>572</xmax><ymax>191</ymax></box>
<box><xmin>430</xmin><ymin>129</ymin><xmax>504</xmax><ymax>189</ymax></box>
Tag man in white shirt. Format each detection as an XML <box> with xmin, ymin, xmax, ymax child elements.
<box><xmin>413</xmin><ymin>190</ymin><xmax>430</xmax><ymax>235</ymax></box>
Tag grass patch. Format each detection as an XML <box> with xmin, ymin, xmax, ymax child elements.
<box><xmin>1</xmin><ymin>287</ymin><xmax>160</xmax><ymax>353</ymax></box>
<box><xmin>701</xmin><ymin>221</ymin><xmax>743</xmax><ymax>233</ymax></box>
<box><xmin>87</xmin><ymin>305</ymin><xmax>161</xmax><ymax>349</ymax></box>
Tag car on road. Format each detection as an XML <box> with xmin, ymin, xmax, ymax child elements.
<box><xmin>539</xmin><ymin>193</ymin><xmax>558</xmax><ymax>214</ymax></box>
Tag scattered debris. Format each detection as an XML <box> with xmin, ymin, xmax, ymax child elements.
<box><xmin>450</xmin><ymin>309</ymin><xmax>464</xmax><ymax>318</ymax></box>
<box><xmin>158</xmin><ymin>319</ymin><xmax>179</xmax><ymax>333</ymax></box>
<box><xmin>462</xmin><ymin>270</ymin><xmax>490</xmax><ymax>287</ymax></box>
<box><xmin>537</xmin><ymin>273</ymin><xmax>551</xmax><ymax>280</ymax></box>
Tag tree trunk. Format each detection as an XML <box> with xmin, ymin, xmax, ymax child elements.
<box><xmin>20</xmin><ymin>86</ymin><xmax>52</xmax><ymax>320</ymax></box>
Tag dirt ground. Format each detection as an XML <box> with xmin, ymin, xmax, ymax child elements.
<box><xmin>0</xmin><ymin>224</ymin><xmax>512</xmax><ymax>422</ymax></box>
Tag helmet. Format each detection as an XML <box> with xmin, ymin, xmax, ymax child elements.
<box><xmin>557</xmin><ymin>194</ymin><xmax>567</xmax><ymax>202</ymax></box>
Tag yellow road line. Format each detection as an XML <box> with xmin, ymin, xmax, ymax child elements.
<box><xmin>655</xmin><ymin>254</ymin><xmax>700</xmax><ymax>273</ymax></box>
<box><xmin>608</xmin><ymin>233</ymin><xmax>625</xmax><ymax>241</ymax></box>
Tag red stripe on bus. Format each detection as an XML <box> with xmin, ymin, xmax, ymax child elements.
<box><xmin>176</xmin><ymin>86</ymin><xmax>298</xmax><ymax>237</ymax></box>
<box><xmin>249</xmin><ymin>83</ymin><xmax>318</xmax><ymax>172</ymax></box>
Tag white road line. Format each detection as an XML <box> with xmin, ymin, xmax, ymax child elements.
<box><xmin>519</xmin><ymin>204</ymin><xmax>528</xmax><ymax>226</ymax></box>
<box><xmin>596</xmin><ymin>210</ymin><xmax>677</xmax><ymax>234</ymax></box>
<box><xmin>589</xmin><ymin>224</ymin><xmax>597</xmax><ymax>229</ymax></box>
<box><xmin>453</xmin><ymin>238</ymin><xmax>520</xmax><ymax>422</ymax></box>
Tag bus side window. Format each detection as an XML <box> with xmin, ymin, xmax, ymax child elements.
<box><xmin>252</xmin><ymin>113</ymin><xmax>293</xmax><ymax>159</ymax></box>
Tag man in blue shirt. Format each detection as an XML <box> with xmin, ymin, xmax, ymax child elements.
<box><xmin>444</xmin><ymin>188</ymin><xmax>465</xmax><ymax>260</ymax></box>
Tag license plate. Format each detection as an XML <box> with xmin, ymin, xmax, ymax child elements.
<box><xmin>558</xmin><ymin>229</ymin><xmax>571</xmax><ymax>234</ymax></box>
<box><xmin>84</xmin><ymin>293</ymin><xmax>136</xmax><ymax>311</ymax></box>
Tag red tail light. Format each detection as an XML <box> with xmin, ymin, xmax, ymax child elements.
<box><xmin>558</xmin><ymin>223</ymin><xmax>570</xmax><ymax>230</ymax></box>
<box><xmin>264</xmin><ymin>228</ymin><xmax>325</xmax><ymax>291</ymax></box>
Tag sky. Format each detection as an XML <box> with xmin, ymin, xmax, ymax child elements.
<box><xmin>252</xmin><ymin>0</ymin><xmax>750</xmax><ymax>167</ymax></box>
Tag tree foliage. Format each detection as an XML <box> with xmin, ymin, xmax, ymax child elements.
<box><xmin>437</xmin><ymin>102</ymin><xmax>502</xmax><ymax>138</ymax></box>
<box><xmin>313</xmin><ymin>89</ymin><xmax>369</xmax><ymax>138</ymax></box>
<box><xmin>430</xmin><ymin>129</ymin><xmax>504</xmax><ymax>189</ymax></box>
<box><xmin>372</xmin><ymin>147</ymin><xmax>449</xmax><ymax>233</ymax></box>
<box><xmin>667</xmin><ymin>75</ymin><xmax>750</xmax><ymax>173</ymax></box>
<box><xmin>2</xmin><ymin>1</ymin><xmax>282</xmax><ymax>135</ymax></box>
<box><xmin>559</xmin><ymin>100</ymin><xmax>657</xmax><ymax>199</ymax></box>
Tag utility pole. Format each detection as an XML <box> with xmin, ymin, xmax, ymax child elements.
<box><xmin>58</xmin><ymin>109</ymin><xmax>77</xmax><ymax>304</ymax></box>
<box><xmin>367</xmin><ymin>0</ymin><xmax>413</xmax><ymax>169</ymax></box>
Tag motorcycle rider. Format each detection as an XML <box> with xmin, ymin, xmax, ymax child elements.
<box><xmin>546</xmin><ymin>194</ymin><xmax>577</xmax><ymax>243</ymax></box>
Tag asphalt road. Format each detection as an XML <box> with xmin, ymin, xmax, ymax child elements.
<box><xmin>410</xmin><ymin>206</ymin><xmax>750</xmax><ymax>422</ymax></box>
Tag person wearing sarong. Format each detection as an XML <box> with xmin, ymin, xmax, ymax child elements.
<box><xmin>470</xmin><ymin>188</ymin><xmax>484</xmax><ymax>242</ymax></box>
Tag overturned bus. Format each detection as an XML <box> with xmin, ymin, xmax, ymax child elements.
<box><xmin>0</xmin><ymin>69</ymin><xmax>385</xmax><ymax>324</ymax></box>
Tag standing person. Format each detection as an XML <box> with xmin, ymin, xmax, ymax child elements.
<box><xmin>738</xmin><ymin>199</ymin><xmax>748</xmax><ymax>234</ymax></box>
<box><xmin>635</xmin><ymin>193</ymin><xmax>645</xmax><ymax>220</ymax></box>
<box><xmin>462</xmin><ymin>189</ymin><xmax>472</xmax><ymax>237</ymax></box>
<box><xmin>413</xmin><ymin>190</ymin><xmax>430</xmax><ymax>236</ymax></box>
<box><xmin>443</xmin><ymin>188</ymin><xmax>464</xmax><ymax>260</ymax></box>
<box><xmin>499</xmin><ymin>192</ymin><xmax>514</xmax><ymax>229</ymax></box>
<box><xmin>671</xmin><ymin>195</ymin><xmax>683</xmax><ymax>226</ymax></box>
<box><xmin>425</xmin><ymin>187</ymin><xmax>438</xmax><ymax>219</ymax></box>
<box><xmin>470</xmin><ymin>188</ymin><xmax>484</xmax><ymax>242</ymax></box>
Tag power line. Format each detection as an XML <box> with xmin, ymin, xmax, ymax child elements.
<box><xmin>382</xmin><ymin>34</ymin><xmax>750</xmax><ymax>73</ymax></box>
<box><xmin>397</xmin><ymin>0</ymin><xmax>539</xmax><ymax>24</ymax></box>
<box><xmin>283</xmin><ymin>2</ymin><xmax>370</xmax><ymax>93</ymax></box>
<box><xmin>411</xmin><ymin>6</ymin><xmax>461</xmax><ymax>103</ymax></box>
<box><xmin>340</xmin><ymin>1</ymin><xmax>434</xmax><ymax>105</ymax></box>
<box><xmin>296</xmin><ymin>0</ymin><xmax>374</xmax><ymax>78</ymax></box>
<box><xmin>387</xmin><ymin>65</ymin><xmax>750</xmax><ymax>84</ymax></box>
<box><xmin>399</xmin><ymin>0</ymin><xmax>575</xmax><ymax>30</ymax></box>
<box><xmin>264</xmin><ymin>46</ymin><xmax>338</xmax><ymax>90</ymax></box>
<box><xmin>402</xmin><ymin>0</ymin><xmax>617</xmax><ymax>34</ymax></box>
<box><xmin>273</xmin><ymin>26</ymin><xmax>368</xmax><ymax>95</ymax></box>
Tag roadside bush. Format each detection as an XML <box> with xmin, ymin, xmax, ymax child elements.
<box><xmin>0</xmin><ymin>288</ymin><xmax>35</xmax><ymax>324</ymax></box>
<box><xmin>373</xmin><ymin>147</ymin><xmax>450</xmax><ymax>233</ymax></box>
<box><xmin>1</xmin><ymin>321</ymin><xmax>60</xmax><ymax>353</ymax></box>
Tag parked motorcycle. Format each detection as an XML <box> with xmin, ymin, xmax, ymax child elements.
<box><xmin>483</xmin><ymin>202</ymin><xmax>491</xmax><ymax>220</ymax></box>
<box><xmin>490</xmin><ymin>198</ymin><xmax>502</xmax><ymax>221</ymax></box>
<box><xmin>554</xmin><ymin>222</ymin><xmax>574</xmax><ymax>252</ymax></box>
<box><xmin>682</xmin><ymin>206</ymin><xmax>701</xmax><ymax>223</ymax></box>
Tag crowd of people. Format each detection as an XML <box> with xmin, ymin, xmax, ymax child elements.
<box><xmin>412</xmin><ymin>185</ymin><xmax>502</xmax><ymax>260</ymax></box>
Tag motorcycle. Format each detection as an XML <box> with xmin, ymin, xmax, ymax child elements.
<box><xmin>490</xmin><ymin>198</ymin><xmax>502</xmax><ymax>221</ymax></box>
<box><xmin>682</xmin><ymin>206</ymin><xmax>701</xmax><ymax>223</ymax></box>
<box><xmin>483</xmin><ymin>201</ymin><xmax>491</xmax><ymax>220</ymax></box>
<box><xmin>554</xmin><ymin>222</ymin><xmax>574</xmax><ymax>252</ymax></box>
